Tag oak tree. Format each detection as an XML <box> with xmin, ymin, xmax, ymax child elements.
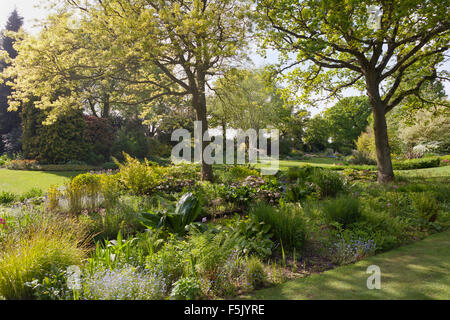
<box><xmin>257</xmin><ymin>0</ymin><xmax>449</xmax><ymax>182</ymax></box>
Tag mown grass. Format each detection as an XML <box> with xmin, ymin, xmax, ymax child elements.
<box><xmin>0</xmin><ymin>169</ymin><xmax>78</xmax><ymax>194</ymax></box>
<box><xmin>1</xmin><ymin>160</ymin><xmax>448</xmax><ymax>195</ymax></box>
<box><xmin>395</xmin><ymin>166</ymin><xmax>450</xmax><ymax>178</ymax></box>
<box><xmin>241</xmin><ymin>229</ymin><xmax>450</xmax><ymax>300</ymax></box>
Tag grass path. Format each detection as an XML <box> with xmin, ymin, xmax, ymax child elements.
<box><xmin>0</xmin><ymin>169</ymin><xmax>77</xmax><ymax>194</ymax></box>
<box><xmin>242</xmin><ymin>230</ymin><xmax>450</xmax><ymax>300</ymax></box>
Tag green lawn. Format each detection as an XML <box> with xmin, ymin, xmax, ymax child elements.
<box><xmin>396</xmin><ymin>166</ymin><xmax>450</xmax><ymax>178</ymax></box>
<box><xmin>242</xmin><ymin>230</ymin><xmax>450</xmax><ymax>300</ymax></box>
<box><xmin>0</xmin><ymin>169</ymin><xmax>77</xmax><ymax>194</ymax></box>
<box><xmin>257</xmin><ymin>158</ymin><xmax>450</xmax><ymax>177</ymax></box>
<box><xmin>256</xmin><ymin>157</ymin><xmax>343</xmax><ymax>172</ymax></box>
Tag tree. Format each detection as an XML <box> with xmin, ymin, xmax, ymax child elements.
<box><xmin>398</xmin><ymin>105</ymin><xmax>450</xmax><ymax>155</ymax></box>
<box><xmin>257</xmin><ymin>0</ymin><xmax>449</xmax><ymax>182</ymax></box>
<box><xmin>0</xmin><ymin>9</ymin><xmax>24</xmax><ymax>154</ymax></box>
<box><xmin>323</xmin><ymin>96</ymin><xmax>371</xmax><ymax>153</ymax></box>
<box><xmin>303</xmin><ymin>114</ymin><xmax>330</xmax><ymax>152</ymax></box>
<box><xmin>209</xmin><ymin>69</ymin><xmax>292</xmax><ymax>137</ymax></box>
<box><xmin>53</xmin><ymin>0</ymin><xmax>251</xmax><ymax>181</ymax></box>
<box><xmin>3</xmin><ymin>12</ymin><xmax>162</xmax><ymax>123</ymax></box>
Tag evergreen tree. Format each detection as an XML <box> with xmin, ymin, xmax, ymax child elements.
<box><xmin>0</xmin><ymin>9</ymin><xmax>24</xmax><ymax>154</ymax></box>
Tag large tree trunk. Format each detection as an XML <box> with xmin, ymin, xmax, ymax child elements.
<box><xmin>372</xmin><ymin>103</ymin><xmax>394</xmax><ymax>183</ymax></box>
<box><xmin>366</xmin><ymin>76</ymin><xmax>394</xmax><ymax>183</ymax></box>
<box><xmin>193</xmin><ymin>91</ymin><xmax>214</xmax><ymax>182</ymax></box>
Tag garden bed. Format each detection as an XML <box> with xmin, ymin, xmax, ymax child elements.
<box><xmin>0</xmin><ymin>156</ymin><xmax>449</xmax><ymax>300</ymax></box>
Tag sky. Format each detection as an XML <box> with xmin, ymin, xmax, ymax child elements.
<box><xmin>0</xmin><ymin>0</ymin><xmax>48</xmax><ymax>33</ymax></box>
<box><xmin>1</xmin><ymin>0</ymin><xmax>448</xmax><ymax>115</ymax></box>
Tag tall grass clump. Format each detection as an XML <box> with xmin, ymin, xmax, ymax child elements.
<box><xmin>0</xmin><ymin>216</ymin><xmax>89</xmax><ymax>299</ymax></box>
<box><xmin>310</xmin><ymin>169</ymin><xmax>345</xmax><ymax>198</ymax></box>
<box><xmin>251</xmin><ymin>204</ymin><xmax>307</xmax><ymax>251</ymax></box>
<box><xmin>322</xmin><ymin>196</ymin><xmax>362</xmax><ymax>228</ymax></box>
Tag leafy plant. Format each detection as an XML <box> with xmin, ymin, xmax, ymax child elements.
<box><xmin>86</xmin><ymin>232</ymin><xmax>145</xmax><ymax>271</ymax></box>
<box><xmin>24</xmin><ymin>265</ymin><xmax>75</xmax><ymax>300</ymax></box>
<box><xmin>139</xmin><ymin>193</ymin><xmax>202</xmax><ymax>235</ymax></box>
<box><xmin>170</xmin><ymin>277</ymin><xmax>201</xmax><ymax>300</ymax></box>
<box><xmin>145</xmin><ymin>238</ymin><xmax>185</xmax><ymax>288</ymax></box>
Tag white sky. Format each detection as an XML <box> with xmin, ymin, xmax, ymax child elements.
<box><xmin>1</xmin><ymin>0</ymin><xmax>448</xmax><ymax>116</ymax></box>
<box><xmin>0</xmin><ymin>0</ymin><xmax>48</xmax><ymax>33</ymax></box>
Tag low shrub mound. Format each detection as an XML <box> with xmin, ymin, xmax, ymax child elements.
<box><xmin>392</xmin><ymin>157</ymin><xmax>441</xmax><ymax>170</ymax></box>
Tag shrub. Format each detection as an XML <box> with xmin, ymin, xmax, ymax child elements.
<box><xmin>99</xmin><ymin>173</ymin><xmax>122</xmax><ymax>208</ymax></box>
<box><xmin>392</xmin><ymin>157</ymin><xmax>441</xmax><ymax>170</ymax></box>
<box><xmin>222</xmin><ymin>217</ymin><xmax>274</xmax><ymax>258</ymax></box>
<box><xmin>115</xmin><ymin>153</ymin><xmax>164</xmax><ymax>195</ymax></box>
<box><xmin>0</xmin><ymin>191</ymin><xmax>16</xmax><ymax>204</ymax></box>
<box><xmin>1</xmin><ymin>127</ymin><xmax>22</xmax><ymax>156</ymax></box>
<box><xmin>412</xmin><ymin>193</ymin><xmax>440</xmax><ymax>222</ymax></box>
<box><xmin>83</xmin><ymin>115</ymin><xmax>115</xmax><ymax>163</ymax></box>
<box><xmin>285</xmin><ymin>165</ymin><xmax>317</xmax><ymax>181</ymax></box>
<box><xmin>323</xmin><ymin>196</ymin><xmax>362</xmax><ymax>228</ymax></box>
<box><xmin>46</xmin><ymin>186</ymin><xmax>62</xmax><ymax>212</ymax></box>
<box><xmin>285</xmin><ymin>166</ymin><xmax>344</xmax><ymax>199</ymax></box>
<box><xmin>251</xmin><ymin>204</ymin><xmax>307</xmax><ymax>251</ymax></box>
<box><xmin>228</xmin><ymin>165</ymin><xmax>260</xmax><ymax>181</ymax></box>
<box><xmin>245</xmin><ymin>256</ymin><xmax>266</xmax><ymax>290</ymax></box>
<box><xmin>21</xmin><ymin>104</ymin><xmax>88</xmax><ymax>164</ymax></box>
<box><xmin>346</xmin><ymin>150</ymin><xmax>377</xmax><ymax>165</ymax></box>
<box><xmin>0</xmin><ymin>154</ymin><xmax>11</xmax><ymax>167</ymax></box>
<box><xmin>102</xmin><ymin>162</ymin><xmax>119</xmax><ymax>170</ymax></box>
<box><xmin>19</xmin><ymin>188</ymin><xmax>43</xmax><ymax>202</ymax></box>
<box><xmin>341</xmin><ymin>169</ymin><xmax>377</xmax><ymax>182</ymax></box>
<box><xmin>170</xmin><ymin>277</ymin><xmax>201</xmax><ymax>300</ymax></box>
<box><xmin>85</xmin><ymin>197</ymin><xmax>145</xmax><ymax>241</ymax></box>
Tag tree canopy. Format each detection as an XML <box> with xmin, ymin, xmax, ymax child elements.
<box><xmin>256</xmin><ymin>0</ymin><xmax>449</xmax><ymax>182</ymax></box>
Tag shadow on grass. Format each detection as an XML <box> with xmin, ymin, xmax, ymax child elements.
<box><xmin>242</xmin><ymin>230</ymin><xmax>450</xmax><ymax>300</ymax></box>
